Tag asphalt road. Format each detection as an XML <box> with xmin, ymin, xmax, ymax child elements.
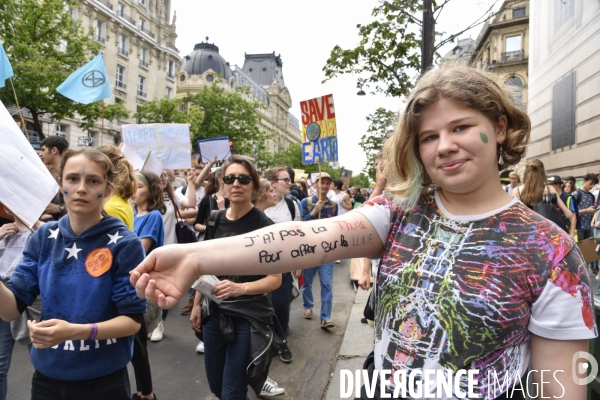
<box><xmin>6</xmin><ymin>260</ymin><xmax>356</xmax><ymax>400</ymax></box>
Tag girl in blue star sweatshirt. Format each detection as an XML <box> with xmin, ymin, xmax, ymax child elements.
<box><xmin>0</xmin><ymin>148</ymin><xmax>146</xmax><ymax>400</ymax></box>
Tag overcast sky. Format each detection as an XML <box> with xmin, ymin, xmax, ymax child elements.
<box><xmin>171</xmin><ymin>0</ymin><xmax>500</xmax><ymax>175</ymax></box>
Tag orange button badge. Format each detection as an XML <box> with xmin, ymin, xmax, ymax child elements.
<box><xmin>85</xmin><ymin>248</ymin><xmax>113</xmax><ymax>277</ymax></box>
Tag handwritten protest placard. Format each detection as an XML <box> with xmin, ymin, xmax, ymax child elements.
<box><xmin>197</xmin><ymin>137</ymin><xmax>231</xmax><ymax>162</ymax></box>
<box><xmin>300</xmin><ymin>94</ymin><xmax>338</xmax><ymax>164</ymax></box>
<box><xmin>122</xmin><ymin>123</ymin><xmax>191</xmax><ymax>169</ymax></box>
<box><xmin>0</xmin><ymin>100</ymin><xmax>58</xmax><ymax>227</ymax></box>
<box><xmin>339</xmin><ymin>168</ymin><xmax>352</xmax><ymax>188</ymax></box>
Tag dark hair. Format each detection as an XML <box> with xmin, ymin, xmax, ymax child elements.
<box><xmin>138</xmin><ymin>170</ymin><xmax>166</xmax><ymax>214</ymax></box>
<box><xmin>332</xmin><ymin>179</ymin><xmax>343</xmax><ymax>190</ymax></box>
<box><xmin>205</xmin><ymin>169</ymin><xmax>223</xmax><ymax>196</ymax></box>
<box><xmin>584</xmin><ymin>173</ymin><xmax>599</xmax><ymax>185</ymax></box>
<box><xmin>221</xmin><ymin>155</ymin><xmax>260</xmax><ymax>191</ymax></box>
<box><xmin>98</xmin><ymin>145</ymin><xmax>136</xmax><ymax>199</ymax></box>
<box><xmin>286</xmin><ymin>166</ymin><xmax>295</xmax><ymax>183</ymax></box>
<box><xmin>563</xmin><ymin>176</ymin><xmax>575</xmax><ymax>183</ymax></box>
<box><xmin>41</xmin><ymin>136</ymin><xmax>69</xmax><ymax>155</ymax></box>
<box><xmin>297</xmin><ymin>180</ymin><xmax>308</xmax><ymax>197</ymax></box>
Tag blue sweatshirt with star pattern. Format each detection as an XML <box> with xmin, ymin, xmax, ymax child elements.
<box><xmin>7</xmin><ymin>215</ymin><xmax>147</xmax><ymax>381</ymax></box>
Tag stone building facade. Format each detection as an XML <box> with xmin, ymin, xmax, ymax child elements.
<box><xmin>527</xmin><ymin>0</ymin><xmax>600</xmax><ymax>179</ymax></box>
<box><xmin>40</xmin><ymin>0</ymin><xmax>182</xmax><ymax>148</ymax></box>
<box><xmin>176</xmin><ymin>41</ymin><xmax>302</xmax><ymax>156</ymax></box>
<box><xmin>470</xmin><ymin>0</ymin><xmax>530</xmax><ymax>109</ymax></box>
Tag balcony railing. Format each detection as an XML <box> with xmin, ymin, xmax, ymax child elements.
<box><xmin>139</xmin><ymin>25</ymin><xmax>155</xmax><ymax>39</ymax></box>
<box><xmin>117</xmin><ymin>47</ymin><xmax>128</xmax><ymax>57</ymax></box>
<box><xmin>165</xmin><ymin>41</ymin><xmax>178</xmax><ymax>52</ymax></box>
<box><xmin>501</xmin><ymin>50</ymin><xmax>524</xmax><ymax>63</ymax></box>
<box><xmin>95</xmin><ymin>0</ymin><xmax>113</xmax><ymax>10</ymax></box>
<box><xmin>137</xmin><ymin>90</ymin><xmax>147</xmax><ymax>98</ymax></box>
<box><xmin>117</xmin><ymin>10</ymin><xmax>135</xmax><ymax>25</ymax></box>
<box><xmin>139</xmin><ymin>59</ymin><xmax>149</xmax><ymax>68</ymax></box>
<box><xmin>94</xmin><ymin>35</ymin><xmax>105</xmax><ymax>44</ymax></box>
<box><xmin>115</xmin><ymin>80</ymin><xmax>127</xmax><ymax>90</ymax></box>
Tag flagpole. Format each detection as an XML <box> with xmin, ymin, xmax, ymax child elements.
<box><xmin>101</xmin><ymin>101</ymin><xmax>105</xmax><ymax>134</ymax></box>
<box><xmin>318</xmin><ymin>162</ymin><xmax>322</xmax><ymax>220</ymax></box>
<box><xmin>9</xmin><ymin>77</ymin><xmax>29</xmax><ymax>141</ymax></box>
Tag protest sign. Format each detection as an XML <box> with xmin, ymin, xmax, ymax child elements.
<box><xmin>300</xmin><ymin>94</ymin><xmax>338</xmax><ymax>164</ymax></box>
<box><xmin>120</xmin><ymin>143</ymin><xmax>144</xmax><ymax>171</ymax></box>
<box><xmin>0</xmin><ymin>100</ymin><xmax>58</xmax><ymax>227</ymax></box>
<box><xmin>197</xmin><ymin>137</ymin><xmax>231</xmax><ymax>162</ymax></box>
<box><xmin>142</xmin><ymin>151</ymin><xmax>164</xmax><ymax>177</ymax></box>
<box><xmin>339</xmin><ymin>168</ymin><xmax>352</xmax><ymax>188</ymax></box>
<box><xmin>122</xmin><ymin>123</ymin><xmax>191</xmax><ymax>169</ymax></box>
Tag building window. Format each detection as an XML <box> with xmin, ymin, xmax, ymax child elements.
<box><xmin>116</xmin><ymin>65</ymin><xmax>126</xmax><ymax>90</ymax></box>
<box><xmin>167</xmin><ymin>60</ymin><xmax>175</xmax><ymax>78</ymax></box>
<box><xmin>165</xmin><ymin>87</ymin><xmax>172</xmax><ymax>98</ymax></box>
<box><xmin>505</xmin><ymin>35</ymin><xmax>521</xmax><ymax>52</ymax></box>
<box><xmin>513</xmin><ymin>7</ymin><xmax>526</xmax><ymax>18</ymax></box>
<box><xmin>505</xmin><ymin>77</ymin><xmax>523</xmax><ymax>108</ymax></box>
<box><xmin>139</xmin><ymin>18</ymin><xmax>146</xmax><ymax>31</ymax></box>
<box><xmin>118</xmin><ymin>34</ymin><xmax>128</xmax><ymax>57</ymax></box>
<box><xmin>94</xmin><ymin>19</ymin><xmax>105</xmax><ymax>44</ymax></box>
<box><xmin>139</xmin><ymin>0</ymin><xmax>146</xmax><ymax>5</ymax></box>
<box><xmin>206</xmin><ymin>74</ymin><xmax>214</xmax><ymax>83</ymax></box>
<box><xmin>551</xmin><ymin>72</ymin><xmax>576</xmax><ymax>151</ymax></box>
<box><xmin>138</xmin><ymin>76</ymin><xmax>147</xmax><ymax>98</ymax></box>
<box><xmin>117</xmin><ymin>2</ymin><xmax>125</xmax><ymax>16</ymax></box>
<box><xmin>554</xmin><ymin>0</ymin><xmax>574</xmax><ymax>32</ymax></box>
<box><xmin>140</xmin><ymin>48</ymin><xmax>148</xmax><ymax>68</ymax></box>
<box><xmin>55</xmin><ymin>124</ymin><xmax>68</xmax><ymax>139</ymax></box>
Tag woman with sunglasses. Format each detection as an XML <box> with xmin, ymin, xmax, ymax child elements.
<box><xmin>198</xmin><ymin>156</ymin><xmax>284</xmax><ymax>399</ymax></box>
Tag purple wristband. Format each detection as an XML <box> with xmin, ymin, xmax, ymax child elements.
<box><xmin>88</xmin><ymin>323</ymin><xmax>98</xmax><ymax>341</ymax></box>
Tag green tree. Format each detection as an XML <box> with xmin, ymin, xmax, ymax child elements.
<box><xmin>133</xmin><ymin>96</ymin><xmax>204</xmax><ymax>135</ymax></box>
<box><xmin>360</xmin><ymin>108</ymin><xmax>398</xmax><ymax>180</ymax></box>
<box><xmin>351</xmin><ymin>173</ymin><xmax>372</xmax><ymax>189</ymax></box>
<box><xmin>182</xmin><ymin>83</ymin><xmax>273</xmax><ymax>168</ymax></box>
<box><xmin>78</xmin><ymin>102</ymin><xmax>130</xmax><ymax>135</ymax></box>
<box><xmin>271</xmin><ymin>143</ymin><xmax>303</xmax><ymax>169</ymax></box>
<box><xmin>0</xmin><ymin>0</ymin><xmax>101</xmax><ymax>139</ymax></box>
<box><xmin>322</xmin><ymin>0</ymin><xmax>498</xmax><ymax>97</ymax></box>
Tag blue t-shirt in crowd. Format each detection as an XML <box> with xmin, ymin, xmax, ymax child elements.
<box><xmin>134</xmin><ymin>210</ymin><xmax>165</xmax><ymax>254</ymax></box>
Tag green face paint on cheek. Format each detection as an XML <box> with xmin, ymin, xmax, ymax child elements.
<box><xmin>480</xmin><ymin>132</ymin><xmax>489</xmax><ymax>144</ymax></box>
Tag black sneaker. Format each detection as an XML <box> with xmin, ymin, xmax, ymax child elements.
<box><xmin>278</xmin><ymin>343</ymin><xmax>293</xmax><ymax>363</ymax></box>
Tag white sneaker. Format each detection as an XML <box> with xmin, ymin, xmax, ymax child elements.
<box><xmin>196</xmin><ymin>341</ymin><xmax>205</xmax><ymax>353</ymax></box>
<box><xmin>261</xmin><ymin>377</ymin><xmax>285</xmax><ymax>396</ymax></box>
<box><xmin>150</xmin><ymin>321</ymin><xmax>164</xmax><ymax>342</ymax></box>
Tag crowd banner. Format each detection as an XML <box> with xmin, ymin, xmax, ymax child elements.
<box><xmin>122</xmin><ymin>123</ymin><xmax>192</xmax><ymax>169</ymax></box>
<box><xmin>0</xmin><ymin>100</ymin><xmax>58</xmax><ymax>228</ymax></box>
<box><xmin>339</xmin><ymin>168</ymin><xmax>352</xmax><ymax>187</ymax></box>
<box><xmin>141</xmin><ymin>151</ymin><xmax>165</xmax><ymax>177</ymax></box>
<box><xmin>120</xmin><ymin>143</ymin><xmax>144</xmax><ymax>171</ymax></box>
<box><xmin>197</xmin><ymin>136</ymin><xmax>231</xmax><ymax>162</ymax></box>
<box><xmin>300</xmin><ymin>94</ymin><xmax>338</xmax><ymax>164</ymax></box>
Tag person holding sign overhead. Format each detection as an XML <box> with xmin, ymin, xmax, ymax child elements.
<box><xmin>0</xmin><ymin>148</ymin><xmax>146</xmax><ymax>399</ymax></box>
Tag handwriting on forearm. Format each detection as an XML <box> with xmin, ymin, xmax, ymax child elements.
<box><xmin>259</xmin><ymin>250</ymin><xmax>282</xmax><ymax>263</ymax></box>
<box><xmin>279</xmin><ymin>229</ymin><xmax>305</xmax><ymax>241</ymax></box>
<box><xmin>352</xmin><ymin>234</ymin><xmax>373</xmax><ymax>246</ymax></box>
<box><xmin>291</xmin><ymin>244</ymin><xmax>317</xmax><ymax>258</ymax></box>
<box><xmin>263</xmin><ymin>232</ymin><xmax>275</xmax><ymax>244</ymax></box>
<box><xmin>312</xmin><ymin>226</ymin><xmax>327</xmax><ymax>234</ymax></box>
<box><xmin>321</xmin><ymin>240</ymin><xmax>338</xmax><ymax>253</ymax></box>
<box><xmin>245</xmin><ymin>235</ymin><xmax>259</xmax><ymax>247</ymax></box>
<box><xmin>340</xmin><ymin>235</ymin><xmax>348</xmax><ymax>247</ymax></box>
<box><xmin>334</xmin><ymin>221</ymin><xmax>366</xmax><ymax>231</ymax></box>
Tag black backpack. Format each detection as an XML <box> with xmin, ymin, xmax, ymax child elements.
<box><xmin>283</xmin><ymin>197</ymin><xmax>296</xmax><ymax>220</ymax></box>
<box><xmin>530</xmin><ymin>188</ymin><xmax>568</xmax><ymax>232</ymax></box>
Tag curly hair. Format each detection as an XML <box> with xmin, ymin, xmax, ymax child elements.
<box><xmin>383</xmin><ymin>62</ymin><xmax>531</xmax><ymax>210</ymax></box>
<box><xmin>136</xmin><ymin>170</ymin><xmax>166</xmax><ymax>214</ymax></box>
<box><xmin>98</xmin><ymin>145</ymin><xmax>136</xmax><ymax>199</ymax></box>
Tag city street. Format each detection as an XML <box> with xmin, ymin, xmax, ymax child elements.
<box><xmin>6</xmin><ymin>260</ymin><xmax>358</xmax><ymax>400</ymax></box>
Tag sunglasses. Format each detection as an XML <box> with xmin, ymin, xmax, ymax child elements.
<box><xmin>222</xmin><ymin>175</ymin><xmax>252</xmax><ymax>185</ymax></box>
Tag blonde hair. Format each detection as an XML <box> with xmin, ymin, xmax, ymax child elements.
<box><xmin>98</xmin><ymin>145</ymin><xmax>136</xmax><ymax>199</ymax></box>
<box><xmin>383</xmin><ymin>63</ymin><xmax>531</xmax><ymax>210</ymax></box>
<box><xmin>251</xmin><ymin>178</ymin><xmax>273</xmax><ymax>205</ymax></box>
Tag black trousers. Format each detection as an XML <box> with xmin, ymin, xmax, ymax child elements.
<box><xmin>31</xmin><ymin>367</ymin><xmax>129</xmax><ymax>400</ymax></box>
<box><xmin>272</xmin><ymin>272</ymin><xmax>293</xmax><ymax>338</ymax></box>
<box><xmin>130</xmin><ymin>318</ymin><xmax>154</xmax><ymax>395</ymax></box>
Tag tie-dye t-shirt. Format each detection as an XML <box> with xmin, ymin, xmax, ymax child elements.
<box><xmin>355</xmin><ymin>191</ymin><xmax>597</xmax><ymax>400</ymax></box>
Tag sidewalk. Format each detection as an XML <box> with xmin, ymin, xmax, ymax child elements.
<box><xmin>326</xmin><ymin>287</ymin><xmax>374</xmax><ymax>399</ymax></box>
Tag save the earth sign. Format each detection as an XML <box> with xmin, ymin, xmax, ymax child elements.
<box><xmin>300</xmin><ymin>94</ymin><xmax>338</xmax><ymax>164</ymax></box>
